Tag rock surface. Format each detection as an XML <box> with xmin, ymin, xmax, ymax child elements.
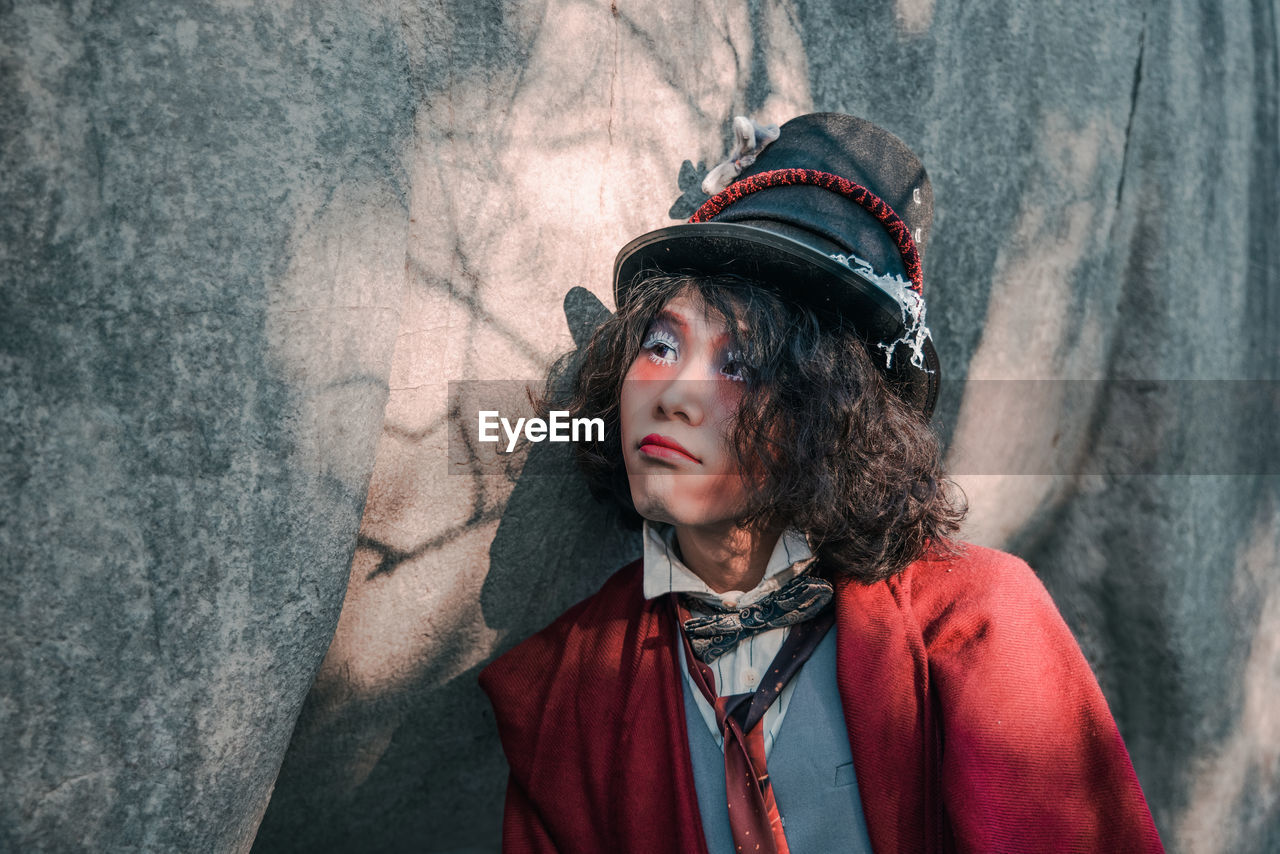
<box><xmin>2</xmin><ymin>3</ymin><xmax>413</xmax><ymax>851</ymax></box>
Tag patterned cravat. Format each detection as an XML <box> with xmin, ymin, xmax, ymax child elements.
<box><xmin>679</xmin><ymin>574</ymin><xmax>834</xmax><ymax>663</ymax></box>
<box><xmin>676</xmin><ymin>597</ymin><xmax>835</xmax><ymax>854</ymax></box>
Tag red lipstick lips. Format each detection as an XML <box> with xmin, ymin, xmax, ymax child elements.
<box><xmin>638</xmin><ymin>433</ymin><xmax>700</xmax><ymax>463</ymax></box>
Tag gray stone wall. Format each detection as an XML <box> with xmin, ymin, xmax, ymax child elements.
<box><xmin>2</xmin><ymin>2</ymin><xmax>413</xmax><ymax>851</ymax></box>
<box><xmin>3</xmin><ymin>1</ymin><xmax>1276</xmax><ymax>852</ymax></box>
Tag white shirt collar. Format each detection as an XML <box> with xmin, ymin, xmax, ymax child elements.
<box><xmin>641</xmin><ymin>519</ymin><xmax>816</xmax><ymax>608</ymax></box>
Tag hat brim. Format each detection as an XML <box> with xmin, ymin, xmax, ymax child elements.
<box><xmin>613</xmin><ymin>222</ymin><xmax>939</xmax><ymax>418</ymax></box>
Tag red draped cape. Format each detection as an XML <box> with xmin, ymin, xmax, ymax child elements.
<box><xmin>479</xmin><ymin>542</ymin><xmax>1163</xmax><ymax>853</ymax></box>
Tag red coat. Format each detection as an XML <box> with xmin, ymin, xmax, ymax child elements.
<box><xmin>480</xmin><ymin>542</ymin><xmax>1164</xmax><ymax>853</ymax></box>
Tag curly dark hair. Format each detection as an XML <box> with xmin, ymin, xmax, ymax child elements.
<box><xmin>543</xmin><ymin>271</ymin><xmax>967</xmax><ymax>584</ymax></box>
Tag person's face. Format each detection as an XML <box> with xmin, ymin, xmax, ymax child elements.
<box><xmin>619</xmin><ymin>291</ymin><xmax>755</xmax><ymax>531</ymax></box>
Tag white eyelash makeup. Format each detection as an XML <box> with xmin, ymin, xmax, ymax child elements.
<box><xmin>642</xmin><ymin>327</ymin><xmax>679</xmax><ymax>366</ymax></box>
<box><xmin>721</xmin><ymin>350</ymin><xmax>749</xmax><ymax>382</ymax></box>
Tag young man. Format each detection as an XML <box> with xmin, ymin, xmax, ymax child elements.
<box><xmin>480</xmin><ymin>113</ymin><xmax>1163</xmax><ymax>853</ymax></box>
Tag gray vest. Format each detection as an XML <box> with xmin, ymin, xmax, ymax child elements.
<box><xmin>681</xmin><ymin>630</ymin><xmax>875</xmax><ymax>854</ymax></box>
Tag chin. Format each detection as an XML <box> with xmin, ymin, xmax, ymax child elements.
<box><xmin>627</xmin><ymin>482</ymin><xmax>738</xmax><ymax>530</ymax></box>
<box><xmin>634</xmin><ymin>504</ymin><xmax>704</xmax><ymax>529</ymax></box>
<box><xmin>627</xmin><ymin>486</ymin><xmax>677</xmax><ymax>526</ymax></box>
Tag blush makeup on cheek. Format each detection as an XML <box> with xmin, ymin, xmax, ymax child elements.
<box><xmin>626</xmin><ymin>358</ymin><xmax>668</xmax><ymax>381</ymax></box>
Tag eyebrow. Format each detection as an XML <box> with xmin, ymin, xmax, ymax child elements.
<box><xmin>653</xmin><ymin>308</ymin><xmax>688</xmax><ymax>330</ymax></box>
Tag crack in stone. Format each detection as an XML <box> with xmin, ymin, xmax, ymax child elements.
<box><xmin>1114</xmin><ymin>11</ymin><xmax>1147</xmax><ymax>212</ymax></box>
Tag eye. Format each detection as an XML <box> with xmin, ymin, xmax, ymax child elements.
<box><xmin>720</xmin><ymin>351</ymin><xmax>751</xmax><ymax>382</ymax></box>
<box><xmin>641</xmin><ymin>328</ymin><xmax>679</xmax><ymax>366</ymax></box>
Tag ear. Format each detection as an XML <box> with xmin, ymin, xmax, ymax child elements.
<box><xmin>563</xmin><ymin>286</ymin><xmax>613</xmax><ymax>350</ymax></box>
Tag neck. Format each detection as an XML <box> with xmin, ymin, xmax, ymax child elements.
<box><xmin>674</xmin><ymin>523</ymin><xmax>783</xmax><ymax>594</ymax></box>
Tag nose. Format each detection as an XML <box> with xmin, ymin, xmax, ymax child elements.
<box><xmin>653</xmin><ymin>361</ymin><xmax>709</xmax><ymax>425</ymax></box>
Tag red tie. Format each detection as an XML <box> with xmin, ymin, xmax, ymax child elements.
<box><xmin>676</xmin><ymin>598</ymin><xmax>834</xmax><ymax>854</ymax></box>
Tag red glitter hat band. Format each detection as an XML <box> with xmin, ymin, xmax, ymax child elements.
<box><xmin>688</xmin><ymin>167</ymin><xmax>923</xmax><ymax>294</ymax></box>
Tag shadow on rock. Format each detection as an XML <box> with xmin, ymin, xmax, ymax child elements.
<box><xmin>479</xmin><ymin>286</ymin><xmax>641</xmax><ymax>651</ymax></box>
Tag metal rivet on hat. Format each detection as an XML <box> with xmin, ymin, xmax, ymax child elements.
<box><xmin>914</xmin><ymin>227</ymin><xmax>922</xmax><ymax>244</ymax></box>
<box><xmin>912</xmin><ymin>187</ymin><xmax>921</xmax><ymax>204</ymax></box>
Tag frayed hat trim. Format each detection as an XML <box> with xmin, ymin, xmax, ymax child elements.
<box><xmin>830</xmin><ymin>252</ymin><xmax>933</xmax><ymax>372</ymax></box>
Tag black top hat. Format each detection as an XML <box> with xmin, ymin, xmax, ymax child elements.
<box><xmin>613</xmin><ymin>112</ymin><xmax>940</xmax><ymax>418</ymax></box>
